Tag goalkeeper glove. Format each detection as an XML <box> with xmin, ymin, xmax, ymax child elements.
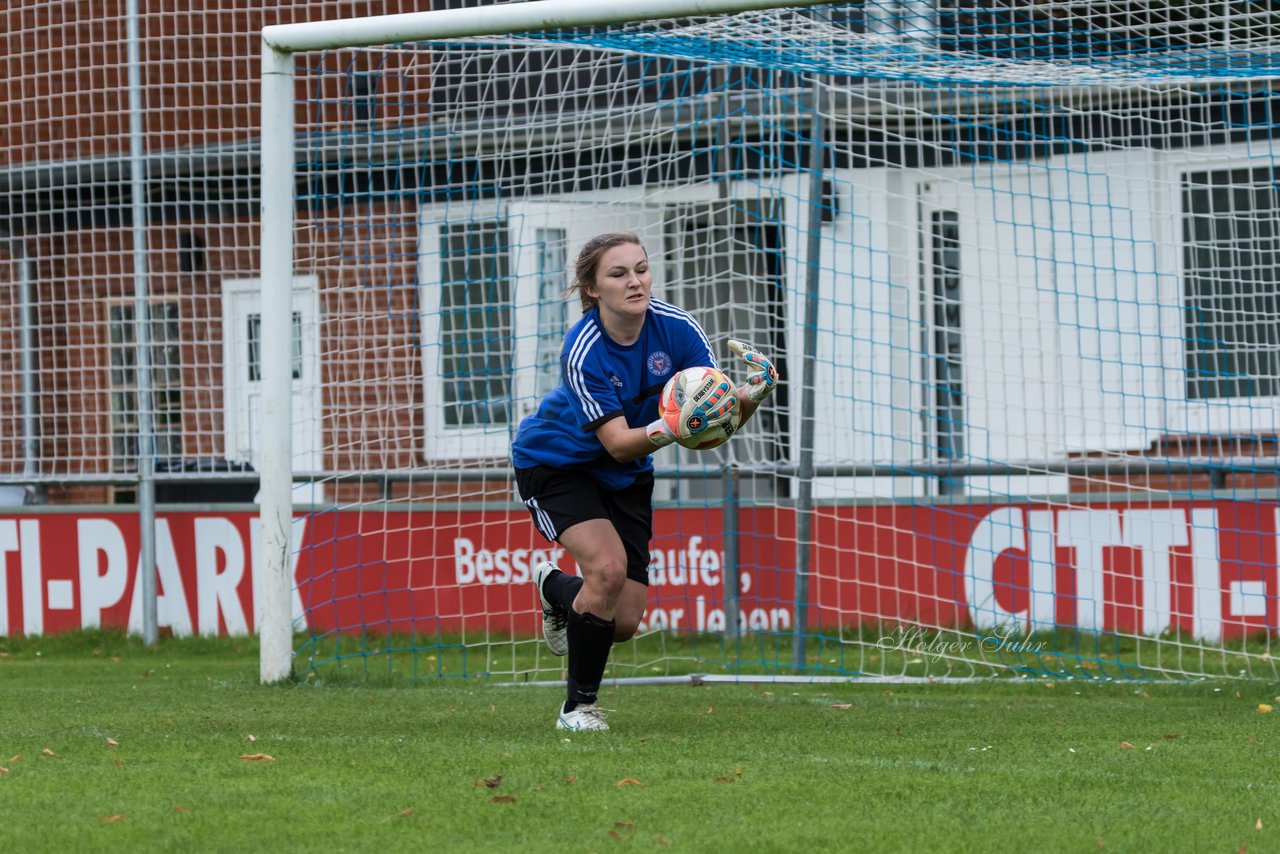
<box><xmin>647</xmin><ymin>386</ymin><xmax>738</xmax><ymax>448</ymax></box>
<box><xmin>727</xmin><ymin>339</ymin><xmax>779</xmax><ymax>402</ymax></box>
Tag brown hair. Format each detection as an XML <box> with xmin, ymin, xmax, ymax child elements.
<box><xmin>568</xmin><ymin>231</ymin><xmax>645</xmax><ymax>313</ymax></box>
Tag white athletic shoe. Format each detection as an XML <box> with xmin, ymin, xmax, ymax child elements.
<box><xmin>533</xmin><ymin>561</ymin><xmax>568</xmax><ymax>656</ymax></box>
<box><xmin>556</xmin><ymin>703</ymin><xmax>610</xmax><ymax>732</ymax></box>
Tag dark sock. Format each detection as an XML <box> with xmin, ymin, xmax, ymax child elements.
<box><xmin>542</xmin><ymin>569</ymin><xmax>584</xmax><ymax>613</ymax></box>
<box><xmin>564</xmin><ymin>609</ymin><xmax>615</xmax><ymax>711</ymax></box>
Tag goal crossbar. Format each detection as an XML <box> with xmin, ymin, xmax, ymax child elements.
<box><xmin>262</xmin><ymin>0</ymin><xmax>835</xmax><ymax>52</ymax></box>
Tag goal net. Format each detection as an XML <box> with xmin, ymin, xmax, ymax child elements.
<box><xmin>260</xmin><ymin>0</ymin><xmax>1280</xmax><ymax>682</ymax></box>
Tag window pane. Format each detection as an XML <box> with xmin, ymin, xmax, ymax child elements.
<box><xmin>248</xmin><ymin>312</ymin><xmax>302</xmax><ymax>382</ymax></box>
<box><xmin>930</xmin><ymin>210</ymin><xmax>965</xmax><ymax>463</ymax></box>
<box><xmin>291</xmin><ymin>312</ymin><xmax>303</xmax><ymax>380</ymax></box>
<box><xmin>247</xmin><ymin>315</ymin><xmax>261</xmax><ymax>382</ymax></box>
<box><xmin>534</xmin><ymin>227</ymin><xmax>569</xmax><ymax>399</ymax></box>
<box><xmin>108</xmin><ymin>302</ymin><xmax>184</xmax><ymax>472</ymax></box>
<box><xmin>439</xmin><ymin>221</ymin><xmax>513</xmax><ymax>427</ymax></box>
<box><xmin>1183</xmin><ymin>166</ymin><xmax>1280</xmax><ymax>400</ymax></box>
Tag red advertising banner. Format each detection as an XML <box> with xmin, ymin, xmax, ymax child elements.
<box><xmin>1</xmin><ymin>500</ymin><xmax>1276</xmax><ymax>640</ymax></box>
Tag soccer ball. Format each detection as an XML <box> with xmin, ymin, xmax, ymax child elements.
<box><xmin>658</xmin><ymin>366</ymin><xmax>741</xmax><ymax>451</ymax></box>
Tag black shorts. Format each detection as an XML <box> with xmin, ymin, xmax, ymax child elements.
<box><xmin>514</xmin><ymin>465</ymin><xmax>654</xmax><ymax>585</ymax></box>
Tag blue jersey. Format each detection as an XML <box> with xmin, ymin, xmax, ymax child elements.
<box><xmin>511</xmin><ymin>298</ymin><xmax>718</xmax><ymax>490</ymax></box>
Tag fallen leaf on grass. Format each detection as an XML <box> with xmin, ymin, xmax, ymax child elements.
<box><xmin>714</xmin><ymin>776</ymin><xmax>736</xmax><ymax>783</ymax></box>
<box><xmin>247</xmin><ymin>734</ymin><xmax>257</xmax><ymax>742</ymax></box>
<box><xmin>614</xmin><ymin>822</ymin><xmax>635</xmax><ymax>830</ymax></box>
<box><xmin>106</xmin><ymin>738</ymin><xmax>118</xmax><ymax>748</ymax></box>
<box><xmin>830</xmin><ymin>704</ymin><xmax>852</xmax><ymax>710</ymax></box>
<box><xmin>0</xmin><ymin>767</ymin><xmax>9</xmax><ymax>776</ymax></box>
<box><xmin>1257</xmin><ymin>819</ymin><xmax>1263</xmax><ymax>830</ymax></box>
<box><xmin>565</xmin><ymin>775</ymin><xmax>577</xmax><ymax>785</ymax></box>
<box><xmin>1257</xmin><ymin>704</ymin><xmax>1273</xmax><ymax>714</ymax></box>
<box><xmin>112</xmin><ymin>759</ymin><xmax>122</xmax><ymax>768</ymax></box>
<box><xmin>490</xmin><ymin>795</ymin><xmax>516</xmax><ymax>804</ymax></box>
<box><xmin>656</xmin><ymin>835</ymin><xmax>673</xmax><ymax>846</ymax></box>
<box><xmin>1235</xmin><ymin>844</ymin><xmax>1248</xmax><ymax>854</ymax></box>
<box><xmin>101</xmin><ymin>815</ymin><xmax>127</xmax><ymax>824</ymax></box>
<box><xmin>173</xmin><ymin>807</ymin><xmax>187</xmax><ymax>814</ymax></box>
<box><xmin>616</xmin><ymin>778</ymin><xmax>643</xmax><ymax>788</ymax></box>
<box><xmin>475</xmin><ymin>775</ymin><xmax>503</xmax><ymax>789</ymax></box>
<box><xmin>239</xmin><ymin>753</ymin><xmax>275</xmax><ymax>762</ymax></box>
<box><xmin>1118</xmin><ymin>741</ymin><xmax>1134</xmax><ymax>750</ymax></box>
<box><xmin>41</xmin><ymin>748</ymin><xmax>55</xmax><ymax>758</ymax></box>
<box><xmin>7</xmin><ymin>754</ymin><xmax>19</xmax><ymax>763</ymax></box>
<box><xmin>1162</xmin><ymin>733</ymin><xmax>1179</xmax><ymax>740</ymax></box>
<box><xmin>111</xmin><ymin>656</ymin><xmax>120</xmax><ymax>665</ymax></box>
<box><xmin>394</xmin><ymin>808</ymin><xmax>414</xmax><ymax>819</ymax></box>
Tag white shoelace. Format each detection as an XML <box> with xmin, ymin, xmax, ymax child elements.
<box><xmin>572</xmin><ymin>704</ymin><xmax>611</xmax><ymax>726</ymax></box>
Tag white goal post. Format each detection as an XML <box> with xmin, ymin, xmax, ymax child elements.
<box><xmin>257</xmin><ymin>0</ymin><xmax>835</xmax><ymax>683</ymax></box>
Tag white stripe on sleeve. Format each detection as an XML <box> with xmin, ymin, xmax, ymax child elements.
<box><xmin>565</xmin><ymin>322</ymin><xmax>605</xmax><ymax>422</ymax></box>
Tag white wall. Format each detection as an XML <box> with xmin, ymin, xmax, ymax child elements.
<box><xmin>1050</xmin><ymin>149</ymin><xmax>1168</xmax><ymax>454</ymax></box>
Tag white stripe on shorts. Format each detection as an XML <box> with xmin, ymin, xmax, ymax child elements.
<box><xmin>525</xmin><ymin>497</ymin><xmax>557</xmax><ymax>541</ymax></box>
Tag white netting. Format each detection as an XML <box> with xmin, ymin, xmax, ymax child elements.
<box><xmin>5</xmin><ymin>2</ymin><xmax>1280</xmax><ymax>683</ymax></box>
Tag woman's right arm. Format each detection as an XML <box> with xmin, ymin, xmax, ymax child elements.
<box><xmin>595</xmin><ymin>415</ymin><xmax>674</xmax><ymax>464</ymax></box>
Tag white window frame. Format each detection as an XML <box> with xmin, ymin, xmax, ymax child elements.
<box><xmin>1163</xmin><ymin>146</ymin><xmax>1280</xmax><ymax>437</ymax></box>
<box><xmin>418</xmin><ymin>194</ymin><xmax>675</xmax><ymax>461</ymax></box>
<box><xmin>418</xmin><ymin>202</ymin><xmax>517</xmax><ymax>461</ymax></box>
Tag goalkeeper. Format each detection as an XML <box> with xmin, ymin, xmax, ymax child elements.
<box><xmin>510</xmin><ymin>231</ymin><xmax>779</xmax><ymax>732</ymax></box>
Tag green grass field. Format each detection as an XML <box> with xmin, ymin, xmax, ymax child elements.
<box><xmin>2</xmin><ymin>632</ymin><xmax>1279</xmax><ymax>853</ymax></box>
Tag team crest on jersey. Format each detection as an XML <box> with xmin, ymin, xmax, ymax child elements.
<box><xmin>647</xmin><ymin>351</ymin><xmax>672</xmax><ymax>376</ymax></box>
